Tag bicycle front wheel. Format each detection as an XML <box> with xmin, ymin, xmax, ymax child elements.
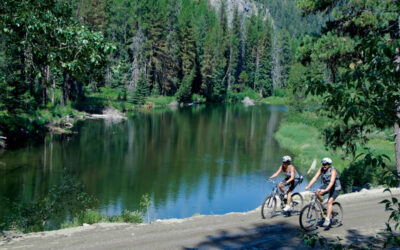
<box><xmin>331</xmin><ymin>202</ymin><xmax>343</xmax><ymax>227</ymax></box>
<box><xmin>261</xmin><ymin>196</ymin><xmax>276</xmax><ymax>219</ymax></box>
<box><xmin>299</xmin><ymin>204</ymin><xmax>319</xmax><ymax>231</ymax></box>
<box><xmin>291</xmin><ymin>193</ymin><xmax>304</xmax><ymax>213</ymax></box>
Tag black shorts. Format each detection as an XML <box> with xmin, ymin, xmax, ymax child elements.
<box><xmin>281</xmin><ymin>178</ymin><xmax>300</xmax><ymax>191</ymax></box>
<box><xmin>320</xmin><ymin>185</ymin><xmax>340</xmax><ymax>200</ymax></box>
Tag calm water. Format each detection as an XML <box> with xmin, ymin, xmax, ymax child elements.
<box><xmin>0</xmin><ymin>104</ymin><xmax>308</xmax><ymax>225</ymax></box>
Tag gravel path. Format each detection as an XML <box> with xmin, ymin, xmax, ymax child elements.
<box><xmin>1</xmin><ymin>188</ymin><xmax>399</xmax><ymax>250</ymax></box>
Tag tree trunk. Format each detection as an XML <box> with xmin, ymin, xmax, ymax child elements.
<box><xmin>254</xmin><ymin>47</ymin><xmax>260</xmax><ymax>91</ymax></box>
<box><xmin>52</xmin><ymin>77</ymin><xmax>55</xmax><ymax>105</ymax></box>
<box><xmin>76</xmin><ymin>0</ymin><xmax>83</xmax><ymax>19</ymax></box>
<box><xmin>395</xmin><ymin>104</ymin><xmax>400</xmax><ymax>180</ymax></box>
<box><xmin>61</xmin><ymin>71</ymin><xmax>69</xmax><ymax>106</ymax></box>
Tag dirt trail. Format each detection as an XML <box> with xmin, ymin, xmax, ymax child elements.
<box><xmin>1</xmin><ymin>188</ymin><xmax>399</xmax><ymax>250</ymax></box>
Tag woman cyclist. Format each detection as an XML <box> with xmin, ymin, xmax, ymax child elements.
<box><xmin>269</xmin><ymin>155</ymin><xmax>302</xmax><ymax>212</ymax></box>
<box><xmin>305</xmin><ymin>157</ymin><xmax>342</xmax><ymax>227</ymax></box>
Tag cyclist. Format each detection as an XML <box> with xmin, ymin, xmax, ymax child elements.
<box><xmin>269</xmin><ymin>155</ymin><xmax>301</xmax><ymax>212</ymax></box>
<box><xmin>305</xmin><ymin>157</ymin><xmax>342</xmax><ymax>228</ymax></box>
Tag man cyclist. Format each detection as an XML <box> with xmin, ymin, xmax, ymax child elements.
<box><xmin>269</xmin><ymin>155</ymin><xmax>302</xmax><ymax>212</ymax></box>
<box><xmin>305</xmin><ymin>157</ymin><xmax>342</xmax><ymax>228</ymax></box>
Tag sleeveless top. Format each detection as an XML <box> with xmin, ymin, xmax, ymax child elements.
<box><xmin>284</xmin><ymin>165</ymin><xmax>300</xmax><ymax>181</ymax></box>
<box><xmin>321</xmin><ymin>166</ymin><xmax>342</xmax><ymax>190</ymax></box>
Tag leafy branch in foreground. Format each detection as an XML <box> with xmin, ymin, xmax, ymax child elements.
<box><xmin>1</xmin><ymin>171</ymin><xmax>97</xmax><ymax>233</ymax></box>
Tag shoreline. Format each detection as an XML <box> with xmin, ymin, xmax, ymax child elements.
<box><xmin>2</xmin><ymin>187</ymin><xmax>399</xmax><ymax>243</ymax></box>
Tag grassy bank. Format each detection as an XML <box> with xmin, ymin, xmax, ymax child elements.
<box><xmin>274</xmin><ymin>111</ymin><xmax>395</xmax><ymax>172</ymax></box>
<box><xmin>272</xmin><ymin>101</ymin><xmax>395</xmax><ymax>190</ymax></box>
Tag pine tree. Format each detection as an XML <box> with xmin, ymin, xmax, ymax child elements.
<box><xmin>179</xmin><ymin>2</ymin><xmax>196</xmax><ymax>77</ymax></box>
<box><xmin>131</xmin><ymin>73</ymin><xmax>148</xmax><ymax>105</ymax></box>
<box><xmin>82</xmin><ymin>0</ymin><xmax>107</xmax><ymax>31</ymax></box>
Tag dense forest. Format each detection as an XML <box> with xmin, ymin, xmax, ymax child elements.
<box><xmin>0</xmin><ymin>0</ymin><xmax>321</xmax><ymax>142</ymax></box>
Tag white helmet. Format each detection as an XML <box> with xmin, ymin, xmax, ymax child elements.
<box><xmin>282</xmin><ymin>155</ymin><xmax>292</xmax><ymax>163</ymax></box>
<box><xmin>321</xmin><ymin>157</ymin><xmax>332</xmax><ymax>165</ymax></box>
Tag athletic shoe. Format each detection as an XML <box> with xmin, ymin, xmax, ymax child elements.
<box><xmin>283</xmin><ymin>205</ymin><xmax>291</xmax><ymax>212</ymax></box>
<box><xmin>323</xmin><ymin>218</ymin><xmax>331</xmax><ymax>227</ymax></box>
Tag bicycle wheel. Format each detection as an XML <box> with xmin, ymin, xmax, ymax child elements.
<box><xmin>299</xmin><ymin>204</ymin><xmax>320</xmax><ymax>231</ymax></box>
<box><xmin>330</xmin><ymin>202</ymin><xmax>343</xmax><ymax>227</ymax></box>
<box><xmin>261</xmin><ymin>196</ymin><xmax>276</xmax><ymax>219</ymax></box>
<box><xmin>290</xmin><ymin>193</ymin><xmax>304</xmax><ymax>213</ymax></box>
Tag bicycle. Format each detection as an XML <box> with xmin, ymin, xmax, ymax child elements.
<box><xmin>299</xmin><ymin>190</ymin><xmax>343</xmax><ymax>231</ymax></box>
<box><xmin>261</xmin><ymin>179</ymin><xmax>304</xmax><ymax>219</ymax></box>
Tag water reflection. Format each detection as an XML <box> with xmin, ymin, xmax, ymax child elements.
<box><xmin>1</xmin><ymin>104</ymin><xmax>303</xmax><ymax>223</ymax></box>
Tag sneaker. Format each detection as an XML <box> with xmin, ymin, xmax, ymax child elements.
<box><xmin>323</xmin><ymin>218</ymin><xmax>331</xmax><ymax>227</ymax></box>
<box><xmin>284</xmin><ymin>194</ymin><xmax>288</xmax><ymax>199</ymax></box>
<box><xmin>283</xmin><ymin>205</ymin><xmax>291</xmax><ymax>212</ymax></box>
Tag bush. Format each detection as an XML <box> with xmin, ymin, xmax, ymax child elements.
<box><xmin>226</xmin><ymin>87</ymin><xmax>260</xmax><ymax>103</ymax></box>
<box><xmin>191</xmin><ymin>94</ymin><xmax>206</xmax><ymax>104</ymax></box>
<box><xmin>77</xmin><ymin>210</ymin><xmax>105</xmax><ymax>224</ymax></box>
<box><xmin>272</xmin><ymin>88</ymin><xmax>286</xmax><ymax>97</ymax></box>
<box><xmin>121</xmin><ymin>210</ymin><xmax>143</xmax><ymax>223</ymax></box>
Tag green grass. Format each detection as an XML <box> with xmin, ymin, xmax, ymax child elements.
<box><xmin>274</xmin><ymin>111</ymin><xmax>395</xmax><ymax>175</ymax></box>
<box><xmin>61</xmin><ymin>209</ymin><xmax>143</xmax><ymax>229</ymax></box>
<box><xmin>259</xmin><ymin>96</ymin><xmax>288</xmax><ymax>105</ymax></box>
<box><xmin>146</xmin><ymin>96</ymin><xmax>175</xmax><ymax>106</ymax></box>
<box><xmin>227</xmin><ymin>88</ymin><xmax>261</xmax><ymax>102</ymax></box>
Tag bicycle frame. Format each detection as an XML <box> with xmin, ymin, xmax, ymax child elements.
<box><xmin>306</xmin><ymin>191</ymin><xmax>325</xmax><ymax>218</ymax></box>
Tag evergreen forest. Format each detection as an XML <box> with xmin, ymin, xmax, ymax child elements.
<box><xmin>0</xmin><ymin>0</ymin><xmax>321</xmax><ymax>142</ymax></box>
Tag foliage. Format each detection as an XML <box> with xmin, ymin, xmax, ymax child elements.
<box><xmin>1</xmin><ymin>171</ymin><xmax>96</xmax><ymax>232</ymax></box>
<box><xmin>139</xmin><ymin>193</ymin><xmax>152</xmax><ymax>223</ymax></box>
<box><xmin>130</xmin><ymin>74</ymin><xmax>148</xmax><ymax>105</ymax></box>
<box><xmin>226</xmin><ymin>88</ymin><xmax>260</xmax><ymax>103</ymax></box>
<box><xmin>296</xmin><ymin>0</ymin><xmax>400</xmax><ymax>172</ymax></box>
<box><xmin>380</xmin><ymin>188</ymin><xmax>400</xmax><ymax>248</ymax></box>
<box><xmin>175</xmin><ymin>68</ymin><xmax>195</xmax><ymax>104</ymax></box>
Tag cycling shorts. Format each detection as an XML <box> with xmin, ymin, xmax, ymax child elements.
<box><xmin>320</xmin><ymin>185</ymin><xmax>340</xmax><ymax>200</ymax></box>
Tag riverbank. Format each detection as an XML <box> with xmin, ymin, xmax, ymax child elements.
<box><xmin>272</xmin><ymin>107</ymin><xmax>395</xmax><ymax>172</ymax></box>
<box><xmin>2</xmin><ymin>187</ymin><xmax>399</xmax><ymax>249</ymax></box>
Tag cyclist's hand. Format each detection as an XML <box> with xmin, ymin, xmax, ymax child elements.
<box><xmin>305</xmin><ymin>186</ymin><xmax>310</xmax><ymax>190</ymax></box>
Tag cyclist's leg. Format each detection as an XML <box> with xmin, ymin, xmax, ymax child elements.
<box><xmin>316</xmin><ymin>185</ymin><xmax>327</xmax><ymax>202</ymax></box>
<box><xmin>326</xmin><ymin>189</ymin><xmax>339</xmax><ymax>221</ymax></box>
<box><xmin>279</xmin><ymin>179</ymin><xmax>286</xmax><ymax>193</ymax></box>
<box><xmin>286</xmin><ymin>180</ymin><xmax>297</xmax><ymax>205</ymax></box>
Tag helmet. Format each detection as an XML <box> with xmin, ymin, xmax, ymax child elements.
<box><xmin>321</xmin><ymin>157</ymin><xmax>332</xmax><ymax>165</ymax></box>
<box><xmin>282</xmin><ymin>155</ymin><xmax>292</xmax><ymax>163</ymax></box>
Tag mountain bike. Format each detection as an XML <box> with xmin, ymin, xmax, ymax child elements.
<box><xmin>299</xmin><ymin>190</ymin><xmax>343</xmax><ymax>231</ymax></box>
<box><xmin>261</xmin><ymin>179</ymin><xmax>304</xmax><ymax>219</ymax></box>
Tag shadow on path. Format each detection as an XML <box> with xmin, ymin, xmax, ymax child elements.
<box><xmin>184</xmin><ymin>221</ymin><xmax>386</xmax><ymax>249</ymax></box>
<box><xmin>184</xmin><ymin>221</ymin><xmax>310</xmax><ymax>250</ymax></box>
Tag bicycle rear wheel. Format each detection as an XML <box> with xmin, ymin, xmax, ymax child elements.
<box><xmin>330</xmin><ymin>202</ymin><xmax>343</xmax><ymax>227</ymax></box>
<box><xmin>299</xmin><ymin>204</ymin><xmax>320</xmax><ymax>231</ymax></box>
<box><xmin>261</xmin><ymin>196</ymin><xmax>276</xmax><ymax>219</ymax></box>
<box><xmin>290</xmin><ymin>193</ymin><xmax>304</xmax><ymax>213</ymax></box>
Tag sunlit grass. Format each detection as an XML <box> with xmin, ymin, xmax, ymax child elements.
<box><xmin>274</xmin><ymin>111</ymin><xmax>395</xmax><ymax>174</ymax></box>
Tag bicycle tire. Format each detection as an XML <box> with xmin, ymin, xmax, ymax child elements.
<box><xmin>290</xmin><ymin>193</ymin><xmax>304</xmax><ymax>213</ymax></box>
<box><xmin>261</xmin><ymin>196</ymin><xmax>276</xmax><ymax>219</ymax></box>
<box><xmin>330</xmin><ymin>202</ymin><xmax>343</xmax><ymax>227</ymax></box>
<box><xmin>299</xmin><ymin>204</ymin><xmax>320</xmax><ymax>231</ymax></box>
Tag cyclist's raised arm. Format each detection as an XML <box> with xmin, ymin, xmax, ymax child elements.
<box><xmin>306</xmin><ymin>167</ymin><xmax>321</xmax><ymax>189</ymax></box>
<box><xmin>322</xmin><ymin>168</ymin><xmax>337</xmax><ymax>193</ymax></box>
<box><xmin>269</xmin><ymin>165</ymin><xmax>282</xmax><ymax>179</ymax></box>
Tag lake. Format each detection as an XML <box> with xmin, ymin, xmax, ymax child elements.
<box><xmin>0</xmin><ymin>104</ymin><xmax>309</xmax><ymax>227</ymax></box>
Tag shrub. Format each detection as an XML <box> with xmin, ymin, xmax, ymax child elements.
<box><xmin>121</xmin><ymin>210</ymin><xmax>143</xmax><ymax>223</ymax></box>
<box><xmin>77</xmin><ymin>210</ymin><xmax>104</xmax><ymax>225</ymax></box>
<box><xmin>191</xmin><ymin>94</ymin><xmax>206</xmax><ymax>104</ymax></box>
<box><xmin>273</xmin><ymin>88</ymin><xmax>286</xmax><ymax>97</ymax></box>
